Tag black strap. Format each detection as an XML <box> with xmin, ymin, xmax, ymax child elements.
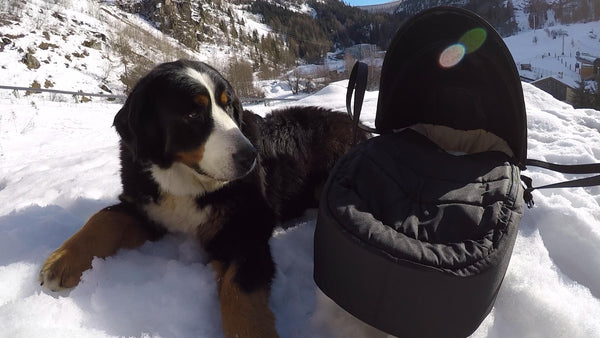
<box><xmin>346</xmin><ymin>61</ymin><xmax>378</xmax><ymax>145</ymax></box>
<box><xmin>526</xmin><ymin>158</ymin><xmax>600</xmax><ymax>174</ymax></box>
<box><xmin>522</xmin><ymin>158</ymin><xmax>600</xmax><ymax>208</ymax></box>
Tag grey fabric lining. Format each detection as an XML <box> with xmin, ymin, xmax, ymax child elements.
<box><xmin>326</xmin><ymin>130</ymin><xmax>522</xmax><ymax>275</ymax></box>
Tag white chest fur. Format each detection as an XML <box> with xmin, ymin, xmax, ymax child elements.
<box><xmin>143</xmin><ymin>193</ymin><xmax>212</xmax><ymax>236</ymax></box>
<box><xmin>149</xmin><ymin>163</ymin><xmax>226</xmax><ymax>197</ymax></box>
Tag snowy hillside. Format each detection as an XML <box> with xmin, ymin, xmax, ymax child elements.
<box><xmin>0</xmin><ymin>0</ymin><xmax>285</xmax><ymax>98</ymax></box>
<box><xmin>0</xmin><ymin>0</ymin><xmax>207</xmax><ymax>96</ymax></box>
<box><xmin>2</xmin><ymin>0</ymin><xmax>598</xmax><ymax>100</ymax></box>
<box><xmin>505</xmin><ymin>20</ymin><xmax>600</xmax><ymax>87</ymax></box>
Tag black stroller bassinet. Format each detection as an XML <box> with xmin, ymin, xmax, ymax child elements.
<box><xmin>314</xmin><ymin>7</ymin><xmax>527</xmax><ymax>338</ymax></box>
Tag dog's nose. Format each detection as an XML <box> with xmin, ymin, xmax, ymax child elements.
<box><xmin>233</xmin><ymin>145</ymin><xmax>258</xmax><ymax>172</ymax></box>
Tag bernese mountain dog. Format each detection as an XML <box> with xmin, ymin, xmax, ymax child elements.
<box><xmin>39</xmin><ymin>60</ymin><xmax>367</xmax><ymax>337</ymax></box>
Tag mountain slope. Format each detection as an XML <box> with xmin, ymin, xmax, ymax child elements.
<box><xmin>0</xmin><ymin>0</ymin><xmax>206</xmax><ymax>97</ymax></box>
<box><xmin>0</xmin><ymin>0</ymin><xmax>292</xmax><ymax>98</ymax></box>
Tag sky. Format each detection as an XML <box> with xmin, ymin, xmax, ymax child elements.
<box><xmin>345</xmin><ymin>0</ymin><xmax>391</xmax><ymax>6</ymax></box>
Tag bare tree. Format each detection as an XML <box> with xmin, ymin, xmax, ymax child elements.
<box><xmin>225</xmin><ymin>58</ymin><xmax>263</xmax><ymax>98</ymax></box>
<box><xmin>283</xmin><ymin>68</ymin><xmax>301</xmax><ymax>95</ymax></box>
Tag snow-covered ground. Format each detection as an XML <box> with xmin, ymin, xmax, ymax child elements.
<box><xmin>1</xmin><ymin>79</ymin><xmax>600</xmax><ymax>337</ymax></box>
<box><xmin>1</xmin><ymin>0</ymin><xmax>600</xmax><ymax>336</ymax></box>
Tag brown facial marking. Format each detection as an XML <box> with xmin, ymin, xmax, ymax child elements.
<box><xmin>212</xmin><ymin>261</ymin><xmax>278</xmax><ymax>338</ymax></box>
<box><xmin>174</xmin><ymin>146</ymin><xmax>205</xmax><ymax>167</ymax></box>
<box><xmin>194</xmin><ymin>94</ymin><xmax>210</xmax><ymax>106</ymax></box>
<box><xmin>220</xmin><ymin>92</ymin><xmax>228</xmax><ymax>105</ymax></box>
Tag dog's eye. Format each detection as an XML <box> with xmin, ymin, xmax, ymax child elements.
<box><xmin>187</xmin><ymin>111</ymin><xmax>202</xmax><ymax>119</ymax></box>
<box><xmin>220</xmin><ymin>92</ymin><xmax>231</xmax><ymax>106</ymax></box>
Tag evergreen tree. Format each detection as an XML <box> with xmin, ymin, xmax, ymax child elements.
<box><xmin>525</xmin><ymin>0</ymin><xmax>548</xmax><ymax>28</ymax></box>
<box><xmin>574</xmin><ymin>0</ymin><xmax>591</xmax><ymax>22</ymax></box>
<box><xmin>218</xmin><ymin>19</ymin><xmax>227</xmax><ymax>34</ymax></box>
<box><xmin>593</xmin><ymin>76</ymin><xmax>600</xmax><ymax>110</ymax></box>
<box><xmin>572</xmin><ymin>80</ymin><xmax>593</xmax><ymax>109</ymax></box>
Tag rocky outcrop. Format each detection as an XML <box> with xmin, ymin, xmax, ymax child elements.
<box><xmin>22</xmin><ymin>52</ymin><xmax>40</xmax><ymax>69</ymax></box>
<box><xmin>119</xmin><ymin>0</ymin><xmax>201</xmax><ymax>50</ymax></box>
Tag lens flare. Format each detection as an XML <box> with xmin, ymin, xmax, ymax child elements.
<box><xmin>439</xmin><ymin>43</ymin><xmax>466</xmax><ymax>68</ymax></box>
<box><xmin>459</xmin><ymin>28</ymin><xmax>487</xmax><ymax>54</ymax></box>
<box><xmin>438</xmin><ymin>28</ymin><xmax>487</xmax><ymax>68</ymax></box>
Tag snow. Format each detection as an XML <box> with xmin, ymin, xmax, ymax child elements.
<box><xmin>1</xmin><ymin>0</ymin><xmax>600</xmax><ymax>337</ymax></box>
<box><xmin>504</xmin><ymin>20</ymin><xmax>600</xmax><ymax>86</ymax></box>
<box><xmin>1</xmin><ymin>77</ymin><xmax>600</xmax><ymax>337</ymax></box>
<box><xmin>234</xmin><ymin>9</ymin><xmax>273</xmax><ymax>38</ymax></box>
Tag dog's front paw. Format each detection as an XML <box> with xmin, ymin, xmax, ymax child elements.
<box><xmin>39</xmin><ymin>247</ymin><xmax>91</xmax><ymax>291</ymax></box>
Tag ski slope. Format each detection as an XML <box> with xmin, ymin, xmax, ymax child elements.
<box><xmin>504</xmin><ymin>20</ymin><xmax>600</xmax><ymax>88</ymax></box>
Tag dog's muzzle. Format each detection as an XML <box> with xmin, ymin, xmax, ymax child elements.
<box><xmin>233</xmin><ymin>144</ymin><xmax>258</xmax><ymax>178</ymax></box>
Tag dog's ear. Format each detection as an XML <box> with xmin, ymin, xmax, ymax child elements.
<box><xmin>113</xmin><ymin>89</ymin><xmax>143</xmax><ymax>160</ymax></box>
<box><xmin>231</xmin><ymin>92</ymin><xmax>245</xmax><ymax>126</ymax></box>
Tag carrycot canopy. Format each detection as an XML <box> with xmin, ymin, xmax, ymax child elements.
<box><xmin>376</xmin><ymin>7</ymin><xmax>528</xmax><ymax>165</ymax></box>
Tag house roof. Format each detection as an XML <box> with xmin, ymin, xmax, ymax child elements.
<box><xmin>532</xmin><ymin>74</ymin><xmax>578</xmax><ymax>89</ymax></box>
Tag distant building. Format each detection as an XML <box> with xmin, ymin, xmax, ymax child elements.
<box><xmin>531</xmin><ymin>76</ymin><xmax>576</xmax><ymax>104</ymax></box>
<box><xmin>576</xmin><ymin>52</ymin><xmax>600</xmax><ymax>80</ymax></box>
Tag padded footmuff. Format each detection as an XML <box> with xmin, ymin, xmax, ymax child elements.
<box><xmin>314</xmin><ymin>130</ymin><xmax>524</xmax><ymax>338</ymax></box>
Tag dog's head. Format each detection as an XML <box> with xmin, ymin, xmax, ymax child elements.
<box><xmin>114</xmin><ymin>60</ymin><xmax>257</xmax><ymax>195</ymax></box>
